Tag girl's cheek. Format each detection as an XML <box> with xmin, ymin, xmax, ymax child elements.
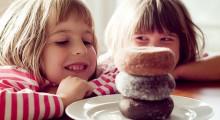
<box><xmin>128</xmin><ymin>40</ymin><xmax>142</xmax><ymax>47</ymax></box>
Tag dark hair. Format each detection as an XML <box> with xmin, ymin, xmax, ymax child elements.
<box><xmin>105</xmin><ymin>0</ymin><xmax>205</xmax><ymax>65</ymax></box>
<box><xmin>135</xmin><ymin>0</ymin><xmax>205</xmax><ymax>65</ymax></box>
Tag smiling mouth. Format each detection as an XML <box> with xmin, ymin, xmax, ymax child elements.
<box><xmin>65</xmin><ymin>64</ymin><xmax>88</xmax><ymax>71</ymax></box>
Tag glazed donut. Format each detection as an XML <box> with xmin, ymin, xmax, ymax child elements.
<box><xmin>114</xmin><ymin>46</ymin><xmax>175</xmax><ymax>76</ymax></box>
<box><xmin>119</xmin><ymin>96</ymin><xmax>174</xmax><ymax>120</ymax></box>
<box><xmin>115</xmin><ymin>72</ymin><xmax>175</xmax><ymax>100</ymax></box>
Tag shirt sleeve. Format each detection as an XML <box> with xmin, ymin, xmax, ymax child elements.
<box><xmin>89</xmin><ymin>63</ymin><xmax>119</xmax><ymax>95</ymax></box>
<box><xmin>0</xmin><ymin>66</ymin><xmax>64</xmax><ymax>119</ymax></box>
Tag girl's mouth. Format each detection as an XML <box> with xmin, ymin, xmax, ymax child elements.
<box><xmin>65</xmin><ymin>63</ymin><xmax>88</xmax><ymax>71</ymax></box>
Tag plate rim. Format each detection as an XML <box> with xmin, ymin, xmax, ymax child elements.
<box><xmin>65</xmin><ymin>94</ymin><xmax>214</xmax><ymax>120</ymax></box>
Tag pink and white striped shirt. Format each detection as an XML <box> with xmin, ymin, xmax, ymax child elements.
<box><xmin>90</xmin><ymin>63</ymin><xmax>119</xmax><ymax>95</ymax></box>
<box><xmin>0</xmin><ymin>65</ymin><xmax>118</xmax><ymax>119</ymax></box>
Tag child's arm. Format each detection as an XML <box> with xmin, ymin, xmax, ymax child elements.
<box><xmin>174</xmin><ymin>54</ymin><xmax>220</xmax><ymax>81</ymax></box>
<box><xmin>89</xmin><ymin>64</ymin><xmax>119</xmax><ymax>95</ymax></box>
<box><xmin>88</xmin><ymin>52</ymin><xmax>119</xmax><ymax>96</ymax></box>
<box><xmin>0</xmin><ymin>66</ymin><xmax>63</xmax><ymax>119</ymax></box>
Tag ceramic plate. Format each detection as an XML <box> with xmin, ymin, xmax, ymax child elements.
<box><xmin>65</xmin><ymin>94</ymin><xmax>214</xmax><ymax>120</ymax></box>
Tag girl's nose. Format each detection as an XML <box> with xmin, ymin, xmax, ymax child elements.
<box><xmin>71</xmin><ymin>42</ymin><xmax>87</xmax><ymax>55</ymax></box>
<box><xmin>147</xmin><ymin>40</ymin><xmax>158</xmax><ymax>47</ymax></box>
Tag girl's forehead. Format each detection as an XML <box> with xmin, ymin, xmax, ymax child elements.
<box><xmin>48</xmin><ymin>1</ymin><xmax>93</xmax><ymax>27</ymax></box>
<box><xmin>135</xmin><ymin>26</ymin><xmax>173</xmax><ymax>34</ymax></box>
<box><xmin>129</xmin><ymin>0</ymin><xmax>184</xmax><ymax>35</ymax></box>
<box><xmin>47</xmin><ymin>12</ymin><xmax>92</xmax><ymax>32</ymax></box>
<box><xmin>47</xmin><ymin>16</ymin><xmax>92</xmax><ymax>37</ymax></box>
<box><xmin>134</xmin><ymin>16</ymin><xmax>182</xmax><ymax>36</ymax></box>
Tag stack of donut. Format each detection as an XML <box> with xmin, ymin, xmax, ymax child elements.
<box><xmin>114</xmin><ymin>47</ymin><xmax>176</xmax><ymax>120</ymax></box>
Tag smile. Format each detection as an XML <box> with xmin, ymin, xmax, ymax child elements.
<box><xmin>65</xmin><ymin>64</ymin><xmax>88</xmax><ymax>71</ymax></box>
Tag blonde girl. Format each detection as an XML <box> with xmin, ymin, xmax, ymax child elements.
<box><xmin>0</xmin><ymin>0</ymin><xmax>116</xmax><ymax>119</ymax></box>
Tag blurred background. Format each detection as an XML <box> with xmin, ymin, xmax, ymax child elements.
<box><xmin>1</xmin><ymin>0</ymin><xmax>220</xmax><ymax>55</ymax></box>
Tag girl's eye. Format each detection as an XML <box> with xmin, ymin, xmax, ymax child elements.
<box><xmin>160</xmin><ymin>37</ymin><xmax>174</xmax><ymax>42</ymax></box>
<box><xmin>83</xmin><ymin>33</ymin><xmax>94</xmax><ymax>46</ymax></box>
<box><xmin>133</xmin><ymin>35</ymin><xmax>149</xmax><ymax>46</ymax></box>
<box><xmin>134</xmin><ymin>36</ymin><xmax>148</xmax><ymax>41</ymax></box>
<box><xmin>83</xmin><ymin>40</ymin><xmax>93</xmax><ymax>46</ymax></box>
<box><xmin>55</xmin><ymin>40</ymin><xmax>69</xmax><ymax>46</ymax></box>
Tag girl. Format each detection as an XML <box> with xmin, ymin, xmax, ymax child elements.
<box><xmin>100</xmin><ymin>0</ymin><xmax>220</xmax><ymax>81</ymax></box>
<box><xmin>0</xmin><ymin>0</ymin><xmax>116</xmax><ymax>119</ymax></box>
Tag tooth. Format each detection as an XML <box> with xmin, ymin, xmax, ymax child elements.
<box><xmin>67</xmin><ymin>65</ymin><xmax>84</xmax><ymax>70</ymax></box>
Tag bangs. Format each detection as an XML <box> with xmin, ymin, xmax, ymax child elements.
<box><xmin>135</xmin><ymin>0</ymin><xmax>183</xmax><ymax>35</ymax></box>
<box><xmin>52</xmin><ymin>0</ymin><xmax>93</xmax><ymax>27</ymax></box>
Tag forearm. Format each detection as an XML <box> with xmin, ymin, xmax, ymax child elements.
<box><xmin>174</xmin><ymin>55</ymin><xmax>220</xmax><ymax>81</ymax></box>
<box><xmin>90</xmin><ymin>67</ymin><xmax>119</xmax><ymax>95</ymax></box>
<box><xmin>0</xmin><ymin>66</ymin><xmax>64</xmax><ymax>119</ymax></box>
<box><xmin>0</xmin><ymin>90</ymin><xmax>64</xmax><ymax>119</ymax></box>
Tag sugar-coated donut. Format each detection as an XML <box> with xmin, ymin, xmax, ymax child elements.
<box><xmin>114</xmin><ymin>46</ymin><xmax>176</xmax><ymax>76</ymax></box>
<box><xmin>115</xmin><ymin>72</ymin><xmax>175</xmax><ymax>100</ymax></box>
<box><xmin>119</xmin><ymin>96</ymin><xmax>174</xmax><ymax>120</ymax></box>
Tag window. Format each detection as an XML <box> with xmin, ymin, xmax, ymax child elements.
<box><xmin>86</xmin><ymin>0</ymin><xmax>220</xmax><ymax>54</ymax></box>
<box><xmin>182</xmin><ymin>0</ymin><xmax>220</xmax><ymax>53</ymax></box>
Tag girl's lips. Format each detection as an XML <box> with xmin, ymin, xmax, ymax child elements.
<box><xmin>65</xmin><ymin>63</ymin><xmax>88</xmax><ymax>71</ymax></box>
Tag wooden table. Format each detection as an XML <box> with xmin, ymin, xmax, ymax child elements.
<box><xmin>63</xmin><ymin>80</ymin><xmax>220</xmax><ymax>120</ymax></box>
<box><xmin>173</xmin><ymin>80</ymin><xmax>220</xmax><ymax>120</ymax></box>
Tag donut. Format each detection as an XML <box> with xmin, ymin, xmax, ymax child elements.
<box><xmin>119</xmin><ymin>96</ymin><xmax>174</xmax><ymax>120</ymax></box>
<box><xmin>115</xmin><ymin>72</ymin><xmax>175</xmax><ymax>100</ymax></box>
<box><xmin>114</xmin><ymin>46</ymin><xmax>175</xmax><ymax>76</ymax></box>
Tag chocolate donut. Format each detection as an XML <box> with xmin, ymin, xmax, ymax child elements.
<box><xmin>119</xmin><ymin>96</ymin><xmax>174</xmax><ymax>120</ymax></box>
<box><xmin>114</xmin><ymin>47</ymin><xmax>175</xmax><ymax>76</ymax></box>
<box><xmin>115</xmin><ymin>72</ymin><xmax>175</xmax><ymax>100</ymax></box>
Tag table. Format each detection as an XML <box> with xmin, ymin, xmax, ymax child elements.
<box><xmin>63</xmin><ymin>80</ymin><xmax>220</xmax><ymax>120</ymax></box>
<box><xmin>173</xmin><ymin>80</ymin><xmax>220</xmax><ymax>120</ymax></box>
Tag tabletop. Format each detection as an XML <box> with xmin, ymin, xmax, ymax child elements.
<box><xmin>173</xmin><ymin>80</ymin><xmax>220</xmax><ymax>120</ymax></box>
<box><xmin>63</xmin><ymin>80</ymin><xmax>220</xmax><ymax>120</ymax></box>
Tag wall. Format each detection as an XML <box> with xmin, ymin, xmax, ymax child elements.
<box><xmin>87</xmin><ymin>0</ymin><xmax>220</xmax><ymax>54</ymax></box>
<box><xmin>0</xmin><ymin>0</ymin><xmax>13</xmax><ymax>15</ymax></box>
<box><xmin>1</xmin><ymin>0</ymin><xmax>220</xmax><ymax>54</ymax></box>
<box><xmin>182</xmin><ymin>0</ymin><xmax>220</xmax><ymax>53</ymax></box>
<box><xmin>84</xmin><ymin>0</ymin><xmax>117</xmax><ymax>54</ymax></box>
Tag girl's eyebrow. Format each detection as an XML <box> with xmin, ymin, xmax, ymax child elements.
<box><xmin>84</xmin><ymin>30</ymin><xmax>93</xmax><ymax>34</ymax></box>
<box><xmin>164</xmin><ymin>32</ymin><xmax>178</xmax><ymax>37</ymax></box>
<box><xmin>133</xmin><ymin>34</ymin><xmax>148</xmax><ymax>37</ymax></box>
<box><xmin>49</xmin><ymin>29</ymin><xmax>69</xmax><ymax>36</ymax></box>
<box><xmin>49</xmin><ymin>29</ymin><xmax>93</xmax><ymax>36</ymax></box>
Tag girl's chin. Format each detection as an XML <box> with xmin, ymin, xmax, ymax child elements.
<box><xmin>68</xmin><ymin>74</ymin><xmax>90</xmax><ymax>80</ymax></box>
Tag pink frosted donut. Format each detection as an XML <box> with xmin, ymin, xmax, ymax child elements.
<box><xmin>114</xmin><ymin>47</ymin><xmax>175</xmax><ymax>76</ymax></box>
<box><xmin>115</xmin><ymin>72</ymin><xmax>175</xmax><ymax>100</ymax></box>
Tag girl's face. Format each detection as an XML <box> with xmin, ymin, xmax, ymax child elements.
<box><xmin>131</xmin><ymin>31</ymin><xmax>180</xmax><ymax>65</ymax></box>
<box><xmin>41</xmin><ymin>15</ymin><xmax>97</xmax><ymax>84</ymax></box>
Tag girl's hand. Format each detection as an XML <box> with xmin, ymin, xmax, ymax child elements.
<box><xmin>56</xmin><ymin>76</ymin><xmax>94</xmax><ymax>107</ymax></box>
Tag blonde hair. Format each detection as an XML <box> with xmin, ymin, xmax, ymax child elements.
<box><xmin>105</xmin><ymin>0</ymin><xmax>204</xmax><ymax>65</ymax></box>
<box><xmin>0</xmin><ymin>0</ymin><xmax>97</xmax><ymax>84</ymax></box>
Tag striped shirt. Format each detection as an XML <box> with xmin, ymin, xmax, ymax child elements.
<box><xmin>0</xmin><ymin>65</ymin><xmax>118</xmax><ymax>119</ymax></box>
<box><xmin>90</xmin><ymin>63</ymin><xmax>119</xmax><ymax>95</ymax></box>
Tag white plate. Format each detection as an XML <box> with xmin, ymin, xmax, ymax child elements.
<box><xmin>65</xmin><ymin>94</ymin><xmax>214</xmax><ymax>120</ymax></box>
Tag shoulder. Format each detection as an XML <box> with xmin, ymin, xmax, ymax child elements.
<box><xmin>0</xmin><ymin>65</ymin><xmax>29</xmax><ymax>73</ymax></box>
<box><xmin>97</xmin><ymin>54</ymin><xmax>118</xmax><ymax>74</ymax></box>
<box><xmin>96</xmin><ymin>62</ymin><xmax>119</xmax><ymax>79</ymax></box>
<box><xmin>0</xmin><ymin>65</ymin><xmax>37</xmax><ymax>81</ymax></box>
<box><xmin>0</xmin><ymin>65</ymin><xmax>40</xmax><ymax>91</ymax></box>
<box><xmin>0</xmin><ymin>65</ymin><xmax>30</xmax><ymax>73</ymax></box>
<box><xmin>98</xmin><ymin>51</ymin><xmax>113</xmax><ymax>64</ymax></box>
